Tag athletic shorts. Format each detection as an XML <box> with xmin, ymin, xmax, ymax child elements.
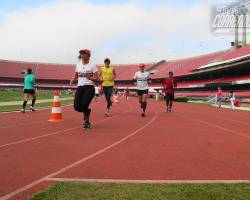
<box><xmin>164</xmin><ymin>93</ymin><xmax>174</xmax><ymax>101</ymax></box>
<box><xmin>137</xmin><ymin>89</ymin><xmax>148</xmax><ymax>96</ymax></box>
<box><xmin>23</xmin><ymin>89</ymin><xmax>35</xmax><ymax>95</ymax></box>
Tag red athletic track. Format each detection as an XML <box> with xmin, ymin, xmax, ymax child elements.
<box><xmin>0</xmin><ymin>98</ymin><xmax>250</xmax><ymax>200</ymax></box>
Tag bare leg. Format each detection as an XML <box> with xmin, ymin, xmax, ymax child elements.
<box><xmin>31</xmin><ymin>94</ymin><xmax>36</xmax><ymax>110</ymax></box>
<box><xmin>23</xmin><ymin>93</ymin><xmax>29</xmax><ymax>108</ymax></box>
<box><xmin>141</xmin><ymin>94</ymin><xmax>148</xmax><ymax>112</ymax></box>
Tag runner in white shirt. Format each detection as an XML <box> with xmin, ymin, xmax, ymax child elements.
<box><xmin>133</xmin><ymin>64</ymin><xmax>151</xmax><ymax>117</ymax></box>
<box><xmin>70</xmin><ymin>49</ymin><xmax>99</xmax><ymax>129</ymax></box>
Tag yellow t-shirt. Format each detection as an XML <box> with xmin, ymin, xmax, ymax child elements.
<box><xmin>101</xmin><ymin>66</ymin><xmax>115</xmax><ymax>86</ymax></box>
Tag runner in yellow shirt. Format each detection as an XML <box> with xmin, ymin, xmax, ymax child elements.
<box><xmin>99</xmin><ymin>58</ymin><xmax>116</xmax><ymax>116</ymax></box>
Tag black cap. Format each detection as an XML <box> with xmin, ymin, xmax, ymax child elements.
<box><xmin>104</xmin><ymin>58</ymin><xmax>110</xmax><ymax>63</ymax></box>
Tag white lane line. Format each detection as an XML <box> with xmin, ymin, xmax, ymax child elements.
<box><xmin>0</xmin><ymin>104</ymin><xmax>72</xmax><ymax>114</ymax></box>
<box><xmin>0</xmin><ymin>103</ymin><xmax>132</xmax><ymax>149</ymax></box>
<box><xmin>176</xmin><ymin>114</ymin><xmax>250</xmax><ymax>139</ymax></box>
<box><xmin>0</xmin><ymin>104</ymin><xmax>73</xmax><ymax>120</ymax></box>
<box><xmin>223</xmin><ymin>118</ymin><xmax>250</xmax><ymax>126</ymax></box>
<box><xmin>0</xmin><ymin>109</ymin><xmax>158</xmax><ymax>200</ymax></box>
<box><xmin>46</xmin><ymin>178</ymin><xmax>250</xmax><ymax>184</ymax></box>
<box><xmin>182</xmin><ymin>110</ymin><xmax>250</xmax><ymax>126</ymax></box>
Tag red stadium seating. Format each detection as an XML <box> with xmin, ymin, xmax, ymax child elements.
<box><xmin>0</xmin><ymin>44</ymin><xmax>250</xmax><ymax>99</ymax></box>
<box><xmin>0</xmin><ymin>60</ymin><xmax>35</xmax><ymax>78</ymax></box>
<box><xmin>35</xmin><ymin>63</ymin><xmax>74</xmax><ymax>80</ymax></box>
<box><xmin>114</xmin><ymin>63</ymin><xmax>153</xmax><ymax>80</ymax></box>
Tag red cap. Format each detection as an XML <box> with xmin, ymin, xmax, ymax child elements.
<box><xmin>79</xmin><ymin>49</ymin><xmax>91</xmax><ymax>56</ymax></box>
<box><xmin>139</xmin><ymin>63</ymin><xmax>145</xmax><ymax>68</ymax></box>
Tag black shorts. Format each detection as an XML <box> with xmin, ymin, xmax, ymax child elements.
<box><xmin>165</xmin><ymin>93</ymin><xmax>174</xmax><ymax>101</ymax></box>
<box><xmin>137</xmin><ymin>89</ymin><xmax>148</xmax><ymax>96</ymax></box>
<box><xmin>74</xmin><ymin>85</ymin><xmax>95</xmax><ymax>113</ymax></box>
<box><xmin>23</xmin><ymin>89</ymin><xmax>35</xmax><ymax>95</ymax></box>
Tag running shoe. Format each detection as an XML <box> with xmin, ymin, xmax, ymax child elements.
<box><xmin>164</xmin><ymin>108</ymin><xmax>168</xmax><ymax>112</ymax></box>
<box><xmin>83</xmin><ymin>122</ymin><xmax>92</xmax><ymax>129</ymax></box>
<box><xmin>21</xmin><ymin>109</ymin><xmax>25</xmax><ymax>113</ymax></box>
<box><xmin>141</xmin><ymin>112</ymin><xmax>145</xmax><ymax>117</ymax></box>
<box><xmin>30</xmin><ymin>107</ymin><xmax>35</xmax><ymax>111</ymax></box>
<box><xmin>105</xmin><ymin>111</ymin><xmax>110</xmax><ymax>117</ymax></box>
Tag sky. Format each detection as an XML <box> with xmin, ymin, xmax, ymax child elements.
<box><xmin>0</xmin><ymin>0</ymin><xmax>245</xmax><ymax>64</ymax></box>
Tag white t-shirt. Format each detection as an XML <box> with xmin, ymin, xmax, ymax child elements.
<box><xmin>230</xmin><ymin>93</ymin><xmax>235</xmax><ymax>101</ymax></box>
<box><xmin>134</xmin><ymin>71</ymin><xmax>150</xmax><ymax>90</ymax></box>
<box><xmin>75</xmin><ymin>62</ymin><xmax>98</xmax><ymax>86</ymax></box>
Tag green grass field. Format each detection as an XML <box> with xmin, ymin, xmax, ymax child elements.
<box><xmin>0</xmin><ymin>91</ymin><xmax>74</xmax><ymax>111</ymax></box>
<box><xmin>29</xmin><ymin>182</ymin><xmax>250</xmax><ymax>200</ymax></box>
<box><xmin>0</xmin><ymin>99</ymin><xmax>73</xmax><ymax>112</ymax></box>
<box><xmin>0</xmin><ymin>91</ymin><xmax>74</xmax><ymax>102</ymax></box>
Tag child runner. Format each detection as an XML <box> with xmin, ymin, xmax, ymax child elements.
<box><xmin>70</xmin><ymin>49</ymin><xmax>99</xmax><ymax>129</ymax></box>
<box><xmin>21</xmin><ymin>68</ymin><xmax>36</xmax><ymax>113</ymax></box>
<box><xmin>99</xmin><ymin>58</ymin><xmax>116</xmax><ymax>117</ymax></box>
<box><xmin>133</xmin><ymin>64</ymin><xmax>151</xmax><ymax>117</ymax></box>
<box><xmin>162</xmin><ymin>71</ymin><xmax>177</xmax><ymax>112</ymax></box>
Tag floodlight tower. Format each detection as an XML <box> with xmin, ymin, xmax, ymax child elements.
<box><xmin>240</xmin><ymin>5</ymin><xmax>248</xmax><ymax>46</ymax></box>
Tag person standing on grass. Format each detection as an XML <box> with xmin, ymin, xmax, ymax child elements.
<box><xmin>99</xmin><ymin>58</ymin><xmax>116</xmax><ymax>117</ymax></box>
<box><xmin>216</xmin><ymin>87</ymin><xmax>223</xmax><ymax>108</ymax></box>
<box><xmin>162</xmin><ymin>71</ymin><xmax>177</xmax><ymax>112</ymax></box>
<box><xmin>133</xmin><ymin>64</ymin><xmax>151</xmax><ymax>117</ymax></box>
<box><xmin>21</xmin><ymin>68</ymin><xmax>36</xmax><ymax>113</ymax></box>
<box><xmin>229</xmin><ymin>90</ymin><xmax>236</xmax><ymax>110</ymax></box>
<box><xmin>70</xmin><ymin>49</ymin><xmax>99</xmax><ymax>129</ymax></box>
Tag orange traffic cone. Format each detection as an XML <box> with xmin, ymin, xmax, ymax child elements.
<box><xmin>48</xmin><ymin>90</ymin><xmax>63</xmax><ymax>122</ymax></box>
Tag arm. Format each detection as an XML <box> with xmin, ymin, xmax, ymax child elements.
<box><xmin>70</xmin><ymin>72</ymin><xmax>78</xmax><ymax>85</ymax></box>
<box><xmin>162</xmin><ymin>79</ymin><xmax>165</xmax><ymax>89</ymax></box>
<box><xmin>147</xmin><ymin>72</ymin><xmax>152</xmax><ymax>83</ymax></box>
<box><xmin>98</xmin><ymin>67</ymin><xmax>103</xmax><ymax>80</ymax></box>
<box><xmin>34</xmin><ymin>78</ymin><xmax>38</xmax><ymax>88</ymax></box>
<box><xmin>133</xmin><ymin>74</ymin><xmax>137</xmax><ymax>85</ymax></box>
<box><xmin>173</xmin><ymin>79</ymin><xmax>177</xmax><ymax>88</ymax></box>
<box><xmin>87</xmin><ymin>64</ymin><xmax>100</xmax><ymax>85</ymax></box>
<box><xmin>32</xmin><ymin>75</ymin><xmax>36</xmax><ymax>87</ymax></box>
<box><xmin>89</xmin><ymin>71</ymin><xmax>100</xmax><ymax>85</ymax></box>
<box><xmin>89</xmin><ymin>71</ymin><xmax>99</xmax><ymax>80</ymax></box>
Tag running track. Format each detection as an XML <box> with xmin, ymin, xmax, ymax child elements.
<box><xmin>0</xmin><ymin>98</ymin><xmax>250</xmax><ymax>200</ymax></box>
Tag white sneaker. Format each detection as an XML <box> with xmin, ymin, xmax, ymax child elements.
<box><xmin>21</xmin><ymin>109</ymin><xmax>25</xmax><ymax>113</ymax></box>
<box><xmin>105</xmin><ymin>111</ymin><xmax>110</xmax><ymax>117</ymax></box>
<box><xmin>164</xmin><ymin>108</ymin><xmax>168</xmax><ymax>112</ymax></box>
<box><xmin>30</xmin><ymin>107</ymin><xmax>35</xmax><ymax>111</ymax></box>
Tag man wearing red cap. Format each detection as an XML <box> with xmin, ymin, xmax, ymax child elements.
<box><xmin>70</xmin><ymin>49</ymin><xmax>99</xmax><ymax>129</ymax></box>
<box><xmin>133</xmin><ymin>64</ymin><xmax>151</xmax><ymax>117</ymax></box>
